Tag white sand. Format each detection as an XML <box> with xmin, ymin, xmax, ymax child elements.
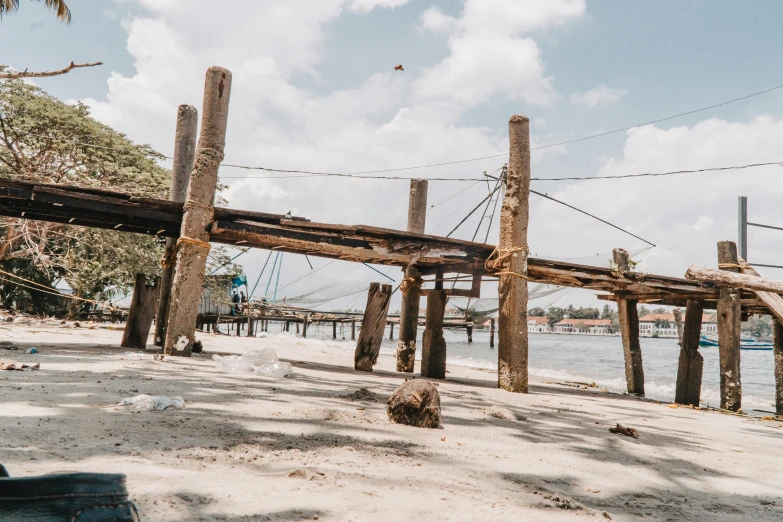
<box><xmin>1</xmin><ymin>320</ymin><xmax>782</xmax><ymax>521</ymax></box>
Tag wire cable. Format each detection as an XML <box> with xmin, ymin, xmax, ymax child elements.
<box><xmin>530</xmin><ymin>189</ymin><xmax>656</xmax><ymax>247</ymax></box>
<box><xmin>531</xmin><ymin>161</ymin><xmax>782</xmax><ymax>182</ymax></box>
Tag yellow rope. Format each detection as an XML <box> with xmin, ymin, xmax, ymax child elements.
<box><xmin>485</xmin><ymin>245</ymin><xmax>530</xmax><ymax>280</ymax></box>
<box><xmin>718</xmin><ymin>263</ymin><xmax>745</xmax><ymax>269</ymax></box>
<box><xmin>183</xmin><ymin>199</ymin><xmax>214</xmax><ymax>214</ymax></box>
<box><xmin>0</xmin><ymin>267</ymin><xmax>119</xmax><ymax>311</ymax></box>
<box><xmin>399</xmin><ymin>277</ymin><xmax>422</xmax><ymax>293</ymax></box>
<box><xmin>176</xmin><ymin>236</ymin><xmax>212</xmax><ymax>251</ymax></box>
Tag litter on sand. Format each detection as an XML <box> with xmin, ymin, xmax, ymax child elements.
<box><xmin>609</xmin><ymin>423</ymin><xmax>640</xmax><ymax>439</ymax></box>
<box><xmin>117</xmin><ymin>395</ymin><xmax>185</xmax><ymax>412</ymax></box>
<box><xmin>0</xmin><ymin>361</ymin><xmax>39</xmax><ymax>371</ymax></box>
<box><xmin>212</xmin><ymin>348</ymin><xmax>293</xmax><ymax>378</ymax></box>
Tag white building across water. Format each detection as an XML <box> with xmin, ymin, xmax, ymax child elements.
<box><xmin>638</xmin><ymin>313</ymin><xmax>717</xmax><ymax>338</ymax></box>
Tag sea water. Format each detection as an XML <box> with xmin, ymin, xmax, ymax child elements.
<box><xmin>297</xmin><ymin>323</ymin><xmax>778</xmax><ymax>414</ymax></box>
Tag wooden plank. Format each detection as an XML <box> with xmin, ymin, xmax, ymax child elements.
<box><xmin>674</xmin><ymin>300</ymin><xmax>704</xmax><ymax>407</ymax></box>
<box><xmin>121</xmin><ymin>274</ymin><xmax>160</xmax><ymax>350</ymax></box>
<box><xmin>354</xmin><ymin>283</ymin><xmax>392</xmax><ymax>371</ymax></box>
<box><xmin>716</xmin><ymin>241</ymin><xmax>742</xmax><ymax>412</ymax></box>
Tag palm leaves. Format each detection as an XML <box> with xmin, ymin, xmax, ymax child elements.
<box><xmin>0</xmin><ymin>0</ymin><xmax>71</xmax><ymax>23</ymax></box>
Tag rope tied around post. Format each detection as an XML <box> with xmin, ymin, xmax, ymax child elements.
<box><xmin>718</xmin><ymin>262</ymin><xmax>746</xmax><ymax>270</ymax></box>
<box><xmin>176</xmin><ymin>236</ymin><xmax>212</xmax><ymax>252</ymax></box>
<box><xmin>182</xmin><ymin>199</ymin><xmax>215</xmax><ymax>215</ymax></box>
<box><xmin>485</xmin><ymin>245</ymin><xmax>530</xmax><ymax>280</ymax></box>
<box><xmin>399</xmin><ymin>277</ymin><xmax>422</xmax><ymax>293</ymax></box>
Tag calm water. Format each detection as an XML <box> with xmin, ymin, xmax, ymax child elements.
<box><xmin>289</xmin><ymin>322</ymin><xmax>778</xmax><ymax>413</ymax></box>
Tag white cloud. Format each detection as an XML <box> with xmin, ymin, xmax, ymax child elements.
<box><xmin>570</xmin><ymin>85</ymin><xmax>627</xmax><ymax>107</ymax></box>
<box><xmin>346</xmin><ymin>0</ymin><xmax>411</xmax><ymax>12</ymax></box>
<box><xmin>415</xmin><ymin>0</ymin><xmax>585</xmax><ymax>109</ymax></box>
<box><xmin>529</xmin><ymin>116</ymin><xmax>783</xmax><ymax>283</ymax></box>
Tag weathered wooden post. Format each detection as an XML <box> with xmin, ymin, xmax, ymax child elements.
<box><xmin>121</xmin><ymin>274</ymin><xmax>161</xmax><ymax>349</ymax></box>
<box><xmin>389</xmin><ymin>321</ymin><xmax>394</xmax><ymax>340</ymax></box>
<box><xmin>332</xmin><ymin>321</ymin><xmax>337</xmax><ymax>340</ymax></box>
<box><xmin>717</xmin><ymin>241</ymin><xmax>742</xmax><ymax>411</ymax></box>
<box><xmin>164</xmin><ymin>66</ymin><xmax>232</xmax><ymax>356</ymax></box>
<box><xmin>351</xmin><ymin>320</ymin><xmax>356</xmax><ymax>341</ymax></box>
<box><xmin>397</xmin><ymin>179</ymin><xmax>428</xmax><ymax>372</ymax></box>
<box><xmin>421</xmin><ymin>273</ymin><xmax>447</xmax><ymax>379</ymax></box>
<box><xmin>466</xmin><ymin>323</ymin><xmax>473</xmax><ymax>343</ymax></box>
<box><xmin>155</xmin><ymin>105</ymin><xmax>198</xmax><ymax>347</ymax></box>
<box><xmin>773</xmin><ymin>319</ymin><xmax>783</xmax><ymax>415</ymax></box>
<box><xmin>247</xmin><ymin>313</ymin><xmax>254</xmax><ymax>337</ymax></box>
<box><xmin>489</xmin><ymin>317</ymin><xmax>495</xmax><ymax>348</ymax></box>
<box><xmin>354</xmin><ymin>282</ymin><xmax>392</xmax><ymax>371</ymax></box>
<box><xmin>674</xmin><ymin>300</ymin><xmax>704</xmax><ymax>406</ymax></box>
<box><xmin>673</xmin><ymin>307</ymin><xmax>683</xmax><ymax>345</ymax></box>
<box><xmin>496</xmin><ymin>115</ymin><xmax>530</xmax><ymax>393</ymax></box>
<box><xmin>614</xmin><ymin>248</ymin><xmax>644</xmax><ymax>395</ymax></box>
<box><xmin>302</xmin><ymin>315</ymin><xmax>309</xmax><ymax>338</ymax></box>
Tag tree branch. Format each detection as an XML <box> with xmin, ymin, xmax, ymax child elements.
<box><xmin>0</xmin><ymin>61</ymin><xmax>103</xmax><ymax>79</ymax></box>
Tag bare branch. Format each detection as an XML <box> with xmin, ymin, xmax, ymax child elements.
<box><xmin>0</xmin><ymin>61</ymin><xmax>103</xmax><ymax>80</ymax></box>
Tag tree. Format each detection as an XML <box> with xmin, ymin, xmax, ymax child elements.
<box><xmin>638</xmin><ymin>306</ymin><xmax>651</xmax><ymax>318</ymax></box>
<box><xmin>528</xmin><ymin>306</ymin><xmax>546</xmax><ymax>317</ymax></box>
<box><xmin>0</xmin><ymin>0</ymin><xmax>71</xmax><ymax>22</ymax></box>
<box><xmin>546</xmin><ymin>307</ymin><xmax>565</xmax><ymax>326</ymax></box>
<box><xmin>743</xmin><ymin>315</ymin><xmax>772</xmax><ymax>340</ymax></box>
<box><xmin>0</xmin><ymin>79</ymin><xmax>166</xmax><ymax>316</ymax></box>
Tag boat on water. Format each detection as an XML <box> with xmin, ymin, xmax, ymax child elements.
<box><xmin>699</xmin><ymin>336</ymin><xmax>773</xmax><ymax>350</ymax></box>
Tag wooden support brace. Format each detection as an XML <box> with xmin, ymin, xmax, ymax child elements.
<box><xmin>717</xmin><ymin>241</ymin><xmax>742</xmax><ymax>411</ymax></box>
<box><xmin>354</xmin><ymin>283</ymin><xmax>392</xmax><ymax>372</ymax></box>
<box><xmin>421</xmin><ymin>288</ymin><xmax>447</xmax><ymax>379</ymax></box>
<box><xmin>164</xmin><ymin>67</ymin><xmax>232</xmax><ymax>356</ymax></box>
<box><xmin>121</xmin><ymin>274</ymin><xmax>161</xmax><ymax>350</ymax></box>
<box><xmin>674</xmin><ymin>300</ymin><xmax>704</xmax><ymax>407</ymax></box>
<box><xmin>614</xmin><ymin>249</ymin><xmax>644</xmax><ymax>395</ymax></box>
<box><xmin>497</xmin><ymin>115</ymin><xmax>530</xmax><ymax>393</ymax></box>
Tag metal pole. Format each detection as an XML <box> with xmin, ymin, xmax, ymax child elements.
<box><xmin>738</xmin><ymin>196</ymin><xmax>748</xmax><ymax>261</ymax></box>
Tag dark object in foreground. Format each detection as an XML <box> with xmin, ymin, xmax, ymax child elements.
<box><xmin>386</xmin><ymin>379</ymin><xmax>442</xmax><ymax>428</ymax></box>
<box><xmin>609</xmin><ymin>423</ymin><xmax>640</xmax><ymax>439</ymax></box>
<box><xmin>191</xmin><ymin>340</ymin><xmax>203</xmax><ymax>353</ymax></box>
<box><xmin>0</xmin><ymin>463</ymin><xmax>139</xmax><ymax>521</ymax></box>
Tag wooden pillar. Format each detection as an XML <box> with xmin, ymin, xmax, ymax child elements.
<box><xmin>302</xmin><ymin>315</ymin><xmax>308</xmax><ymax>338</ymax></box>
<box><xmin>675</xmin><ymin>300</ymin><xmax>704</xmax><ymax>407</ymax></box>
<box><xmin>354</xmin><ymin>282</ymin><xmax>392</xmax><ymax>372</ymax></box>
<box><xmin>490</xmin><ymin>317</ymin><xmax>495</xmax><ymax>348</ymax></box>
<box><xmin>285</xmin><ymin>320</ymin><xmax>290</xmax><ymax>332</ymax></box>
<box><xmin>351</xmin><ymin>320</ymin><xmax>356</xmax><ymax>341</ymax></box>
<box><xmin>466</xmin><ymin>324</ymin><xmax>473</xmax><ymax>343</ymax></box>
<box><xmin>296</xmin><ymin>321</ymin><xmax>300</xmax><ymax>334</ymax></box>
<box><xmin>614</xmin><ymin>248</ymin><xmax>645</xmax><ymax>395</ymax></box>
<box><xmin>155</xmin><ymin>105</ymin><xmax>198</xmax><ymax>347</ymax></box>
<box><xmin>421</xmin><ymin>285</ymin><xmax>447</xmax><ymax>379</ymax></box>
<box><xmin>717</xmin><ymin>240</ymin><xmax>742</xmax><ymax>411</ymax></box>
<box><xmin>773</xmin><ymin>318</ymin><xmax>783</xmax><ymax>415</ymax></box>
<box><xmin>333</xmin><ymin>321</ymin><xmax>337</xmax><ymax>340</ymax></box>
<box><xmin>389</xmin><ymin>322</ymin><xmax>394</xmax><ymax>340</ymax></box>
<box><xmin>673</xmin><ymin>307</ymin><xmax>684</xmax><ymax>345</ymax></box>
<box><xmin>497</xmin><ymin>115</ymin><xmax>530</xmax><ymax>393</ymax></box>
<box><xmin>121</xmin><ymin>274</ymin><xmax>161</xmax><ymax>349</ymax></box>
<box><xmin>397</xmin><ymin>179</ymin><xmax>428</xmax><ymax>373</ymax></box>
<box><xmin>247</xmin><ymin>315</ymin><xmax>254</xmax><ymax>337</ymax></box>
<box><xmin>164</xmin><ymin>67</ymin><xmax>232</xmax><ymax>356</ymax></box>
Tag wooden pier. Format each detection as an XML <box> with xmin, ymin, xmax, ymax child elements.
<box><xmin>2</xmin><ymin>65</ymin><xmax>782</xmax><ymax>416</ymax></box>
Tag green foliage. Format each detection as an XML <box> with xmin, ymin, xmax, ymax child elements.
<box><xmin>528</xmin><ymin>306</ymin><xmax>546</xmax><ymax>317</ymax></box>
<box><xmin>743</xmin><ymin>315</ymin><xmax>772</xmax><ymax>340</ymax></box>
<box><xmin>546</xmin><ymin>306</ymin><xmax>565</xmax><ymax>326</ymax></box>
<box><xmin>0</xmin><ymin>0</ymin><xmax>71</xmax><ymax>22</ymax></box>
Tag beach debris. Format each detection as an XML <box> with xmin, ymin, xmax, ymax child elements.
<box><xmin>386</xmin><ymin>379</ymin><xmax>442</xmax><ymax>429</ymax></box>
<box><xmin>212</xmin><ymin>348</ymin><xmax>293</xmax><ymax>378</ymax></box>
<box><xmin>346</xmin><ymin>387</ymin><xmax>385</xmax><ymax>403</ymax></box>
<box><xmin>0</xmin><ymin>360</ymin><xmax>39</xmax><ymax>371</ymax></box>
<box><xmin>602</xmin><ymin>512</ymin><xmax>612</xmax><ymax>520</ymax></box>
<box><xmin>609</xmin><ymin>423</ymin><xmax>640</xmax><ymax>439</ymax></box>
<box><xmin>394</xmin><ymin>64</ymin><xmax>404</xmax><ymax>71</ymax></box>
<box><xmin>153</xmin><ymin>354</ymin><xmax>165</xmax><ymax>362</ymax></box>
<box><xmin>482</xmin><ymin>405</ymin><xmax>524</xmax><ymax>421</ymax></box>
<box><xmin>118</xmin><ymin>394</ymin><xmax>185</xmax><ymax>412</ymax></box>
<box><xmin>1</xmin><ymin>344</ymin><xmax>18</xmax><ymax>350</ymax></box>
<box><xmin>25</xmin><ymin>347</ymin><xmax>38</xmax><ymax>354</ymax></box>
<box><xmin>192</xmin><ymin>340</ymin><xmax>203</xmax><ymax>353</ymax></box>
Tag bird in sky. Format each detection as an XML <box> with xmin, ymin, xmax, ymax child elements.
<box><xmin>394</xmin><ymin>64</ymin><xmax>404</xmax><ymax>71</ymax></box>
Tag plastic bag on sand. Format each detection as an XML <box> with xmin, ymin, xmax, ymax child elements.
<box><xmin>118</xmin><ymin>394</ymin><xmax>185</xmax><ymax>412</ymax></box>
<box><xmin>212</xmin><ymin>348</ymin><xmax>293</xmax><ymax>378</ymax></box>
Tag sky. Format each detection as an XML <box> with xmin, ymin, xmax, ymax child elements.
<box><xmin>4</xmin><ymin>0</ymin><xmax>783</xmax><ymax>311</ymax></box>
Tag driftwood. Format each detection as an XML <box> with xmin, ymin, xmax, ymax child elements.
<box><xmin>609</xmin><ymin>423</ymin><xmax>639</xmax><ymax>439</ymax></box>
<box><xmin>386</xmin><ymin>379</ymin><xmax>442</xmax><ymax>428</ymax></box>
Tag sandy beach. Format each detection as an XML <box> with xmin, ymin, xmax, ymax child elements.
<box><xmin>1</xmin><ymin>320</ymin><xmax>782</xmax><ymax>521</ymax></box>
